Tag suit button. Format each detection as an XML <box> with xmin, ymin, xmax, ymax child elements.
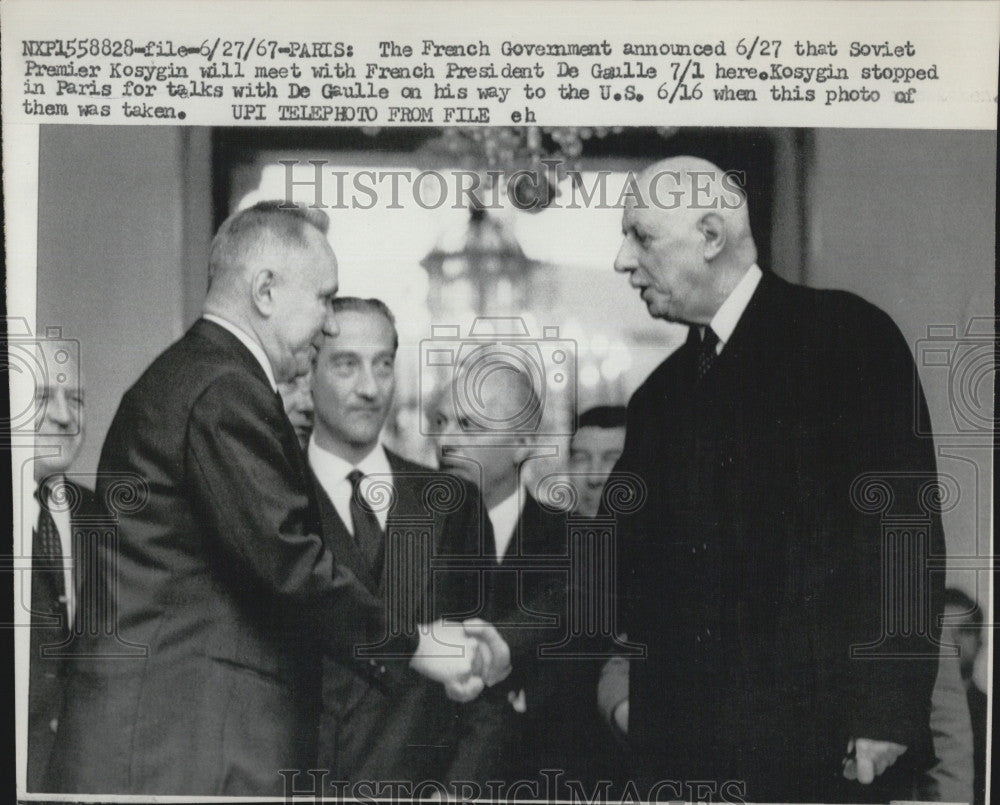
<box><xmin>49</xmin><ymin>718</ymin><xmax>59</xmax><ymax>733</ymax></box>
<box><xmin>379</xmin><ymin>665</ymin><xmax>387</xmax><ymax>674</ymax></box>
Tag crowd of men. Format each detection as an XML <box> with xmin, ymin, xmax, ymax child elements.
<box><xmin>22</xmin><ymin>157</ymin><xmax>987</xmax><ymax>803</ymax></box>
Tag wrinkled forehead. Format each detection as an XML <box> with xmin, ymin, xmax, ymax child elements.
<box><xmin>321</xmin><ymin>309</ymin><xmax>396</xmax><ymax>353</ymax></box>
<box><xmin>462</xmin><ymin>363</ymin><xmax>535</xmax><ymax>419</ymax></box>
<box><xmin>34</xmin><ymin>340</ymin><xmax>82</xmax><ymax>391</ymax></box>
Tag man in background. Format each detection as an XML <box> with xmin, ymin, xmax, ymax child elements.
<box><xmin>49</xmin><ymin>202</ymin><xmax>502</xmax><ymax>796</ymax></box>
<box><xmin>567</xmin><ymin>405</ymin><xmax>627</xmax><ymax>518</ymax></box>
<box><xmin>609</xmin><ymin>157</ymin><xmax>943</xmax><ymax>801</ymax></box>
<box><xmin>308</xmin><ymin>297</ymin><xmax>508</xmax><ymax>783</ymax></box>
<box><xmin>26</xmin><ymin>339</ymin><xmax>100</xmax><ymax>790</ymax></box>
<box><xmin>936</xmin><ymin>588</ymin><xmax>988</xmax><ymax>805</ymax></box>
<box><xmin>429</xmin><ymin>366</ymin><xmax>608</xmax><ymax>791</ymax></box>
<box><xmin>278</xmin><ymin>369</ymin><xmax>314</xmax><ymax>450</ymax></box>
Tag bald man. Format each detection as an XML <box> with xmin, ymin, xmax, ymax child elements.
<box><xmin>428</xmin><ymin>363</ymin><xmax>593</xmax><ymax>786</ymax></box>
<box><xmin>609</xmin><ymin>158</ymin><xmax>943</xmax><ymax>801</ymax></box>
<box><xmin>48</xmin><ymin>202</ymin><xmax>497</xmax><ymax>796</ymax></box>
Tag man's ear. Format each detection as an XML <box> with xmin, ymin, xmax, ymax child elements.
<box><xmin>251</xmin><ymin>269</ymin><xmax>277</xmax><ymax>316</ymax></box>
<box><xmin>697</xmin><ymin>212</ymin><xmax>727</xmax><ymax>260</ymax></box>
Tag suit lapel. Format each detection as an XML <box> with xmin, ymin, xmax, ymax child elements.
<box><xmin>310</xmin><ymin>468</ymin><xmax>373</xmax><ymax>588</ymax></box>
<box><xmin>385</xmin><ymin>452</ymin><xmax>448</xmax><ymax>559</ymax></box>
<box><xmin>700</xmin><ymin>269</ymin><xmax>783</xmax><ymax>384</ymax></box>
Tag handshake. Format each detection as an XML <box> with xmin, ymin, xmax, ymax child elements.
<box><xmin>409</xmin><ymin>618</ymin><xmax>512</xmax><ymax>703</ymax></box>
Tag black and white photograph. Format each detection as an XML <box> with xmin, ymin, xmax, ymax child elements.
<box><xmin>3</xmin><ymin>3</ymin><xmax>996</xmax><ymax>804</ymax></box>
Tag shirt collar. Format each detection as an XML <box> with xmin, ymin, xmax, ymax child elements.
<box><xmin>202</xmin><ymin>313</ymin><xmax>278</xmax><ymax>392</ymax></box>
<box><xmin>308</xmin><ymin>438</ymin><xmax>392</xmax><ymax>485</ymax></box>
<box><xmin>488</xmin><ymin>486</ymin><xmax>524</xmax><ymax>562</ymax></box>
<box><xmin>708</xmin><ymin>264</ymin><xmax>763</xmax><ymax>350</ymax></box>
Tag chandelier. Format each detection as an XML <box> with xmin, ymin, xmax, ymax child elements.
<box><xmin>364</xmin><ymin>125</ymin><xmax>679</xmax><ymax>211</ymax></box>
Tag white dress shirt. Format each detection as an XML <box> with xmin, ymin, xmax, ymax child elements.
<box><xmin>202</xmin><ymin>313</ymin><xmax>277</xmax><ymax>392</ymax></box>
<box><xmin>308</xmin><ymin>439</ymin><xmax>394</xmax><ymax>533</ymax></box>
<box><xmin>26</xmin><ymin>475</ymin><xmax>75</xmax><ymax>623</ymax></box>
<box><xmin>706</xmin><ymin>263</ymin><xmax>763</xmax><ymax>355</ymax></box>
<box><xmin>488</xmin><ymin>487</ymin><xmax>524</xmax><ymax>563</ymax></box>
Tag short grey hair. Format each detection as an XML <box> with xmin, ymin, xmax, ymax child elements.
<box><xmin>208</xmin><ymin>201</ymin><xmax>330</xmax><ymax>287</ymax></box>
<box><xmin>329</xmin><ymin>296</ymin><xmax>399</xmax><ymax>352</ymax></box>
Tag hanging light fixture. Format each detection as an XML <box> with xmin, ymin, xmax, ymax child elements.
<box><xmin>419</xmin><ymin>202</ymin><xmax>544</xmax><ymax>319</ymax></box>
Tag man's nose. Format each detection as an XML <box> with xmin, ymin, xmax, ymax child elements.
<box><xmin>355</xmin><ymin>366</ymin><xmax>378</xmax><ymax>398</ymax></box>
<box><xmin>46</xmin><ymin>388</ymin><xmax>73</xmax><ymax>427</ymax></box>
<box><xmin>613</xmin><ymin>239</ymin><xmax>635</xmax><ymax>273</ymax></box>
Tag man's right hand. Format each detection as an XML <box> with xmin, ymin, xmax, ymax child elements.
<box><xmin>410</xmin><ymin>620</ymin><xmax>484</xmax><ymax>702</ymax></box>
<box><xmin>409</xmin><ymin>618</ymin><xmax>513</xmax><ymax>702</ymax></box>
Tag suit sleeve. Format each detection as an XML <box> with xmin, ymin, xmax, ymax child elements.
<box><xmin>833</xmin><ymin>305</ymin><xmax>945</xmax><ymax>751</ymax></box>
<box><xmin>185</xmin><ymin>371</ymin><xmax>416</xmax><ymax>681</ymax></box>
<box><xmin>443</xmin><ymin>687</ymin><xmax>516</xmax><ymax>787</ymax></box>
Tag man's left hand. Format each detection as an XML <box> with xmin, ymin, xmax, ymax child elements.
<box><xmin>842</xmin><ymin>737</ymin><xmax>907</xmax><ymax>784</ymax></box>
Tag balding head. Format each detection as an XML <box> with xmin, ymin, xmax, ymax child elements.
<box><xmin>203</xmin><ymin>201</ymin><xmax>339</xmax><ymax>383</ymax></box>
<box><xmin>33</xmin><ymin>339</ymin><xmax>85</xmax><ymax>483</ymax></box>
<box><xmin>428</xmin><ymin>360</ymin><xmax>540</xmax><ymax>508</ymax></box>
<box><xmin>614</xmin><ymin>157</ymin><xmax>757</xmax><ymax>325</ymax></box>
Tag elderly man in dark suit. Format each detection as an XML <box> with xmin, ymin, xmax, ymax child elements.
<box><xmin>609</xmin><ymin>157</ymin><xmax>944</xmax><ymax>802</ymax></box>
<box><xmin>48</xmin><ymin>202</ymin><xmax>508</xmax><ymax>796</ymax></box>
<box><xmin>25</xmin><ymin>339</ymin><xmax>101</xmax><ymax>791</ymax></box>
<box><xmin>306</xmin><ymin>296</ymin><xmax>502</xmax><ymax>784</ymax></box>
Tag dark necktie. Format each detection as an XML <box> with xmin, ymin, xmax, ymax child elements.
<box><xmin>347</xmin><ymin>469</ymin><xmax>385</xmax><ymax>580</ymax></box>
<box><xmin>32</xmin><ymin>482</ymin><xmax>66</xmax><ymax>621</ymax></box>
<box><xmin>696</xmin><ymin>326</ymin><xmax>720</xmax><ymax>382</ymax></box>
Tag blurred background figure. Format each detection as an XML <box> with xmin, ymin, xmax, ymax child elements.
<box><xmin>278</xmin><ymin>369</ymin><xmax>314</xmax><ymax>449</ymax></box>
<box><xmin>567</xmin><ymin>405</ymin><xmax>627</xmax><ymax>518</ymax></box>
<box><xmin>941</xmin><ymin>588</ymin><xmax>988</xmax><ymax>805</ymax></box>
<box><xmin>27</xmin><ymin>338</ymin><xmax>99</xmax><ymax>791</ymax></box>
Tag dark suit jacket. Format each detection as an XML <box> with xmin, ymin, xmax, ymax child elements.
<box><xmin>614</xmin><ymin>271</ymin><xmax>944</xmax><ymax>802</ymax></box>
<box><xmin>314</xmin><ymin>450</ymin><xmax>489</xmax><ymax>783</ymax></box>
<box><xmin>48</xmin><ymin>319</ymin><xmax>413</xmax><ymax>796</ymax></box>
<box><xmin>457</xmin><ymin>492</ymin><xmax>613</xmax><ymax>790</ymax></box>
<box><xmin>26</xmin><ymin>478</ymin><xmax>100</xmax><ymax>792</ymax></box>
